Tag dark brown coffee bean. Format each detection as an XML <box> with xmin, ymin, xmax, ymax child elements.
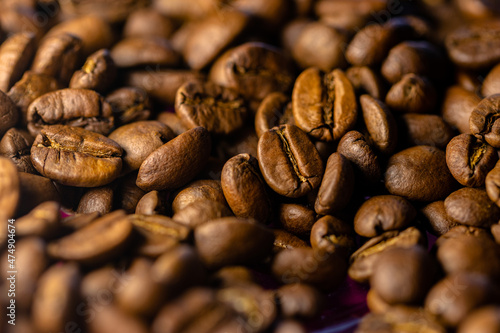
<box><xmin>123</xmin><ymin>8</ymin><xmax>176</xmax><ymax>39</ymax></box>
<box><xmin>337</xmin><ymin>131</ymin><xmax>381</xmax><ymax>183</ymax></box>
<box><xmin>399</xmin><ymin>114</ymin><xmax>455</xmax><ymax>150</ymax></box>
<box><xmin>482</xmin><ymin>63</ymin><xmax>500</xmax><ymax>97</ymax></box>
<box><xmin>345</xmin><ymin>66</ymin><xmax>386</xmax><ymax>100</ymax></box>
<box><xmin>31</xmin><ymin>125</ymin><xmax>122</xmax><ymax>187</ymax></box>
<box><xmin>470</xmin><ymin>94</ymin><xmax>500</xmax><ymax>148</ymax></box>
<box><xmin>137</xmin><ymin>126</ymin><xmax>211</xmax><ymax>191</ymax></box>
<box><xmin>15</xmin><ymin>201</ymin><xmax>60</xmax><ymax>238</ymax></box>
<box><xmin>277</xmin><ymin>283</ymin><xmax>323</xmax><ymax>318</ymax></box>
<box><xmin>47</xmin><ymin>210</ymin><xmax>132</xmax><ymax>265</ymax></box>
<box><xmin>175</xmin><ymin>81</ymin><xmax>247</xmax><ymax>135</ymax></box>
<box><xmin>458</xmin><ymin>306</ymin><xmax>500</xmax><ymax>333</ymax></box>
<box><xmin>446</xmin><ymin>134</ymin><xmax>498</xmax><ymax>187</ymax></box>
<box><xmin>135</xmin><ymin>190</ymin><xmax>166</xmax><ymax>215</ymax></box>
<box><xmin>273</xmin><ymin>229</ymin><xmax>309</xmax><ymax>252</ymax></box>
<box><xmin>0</xmin><ymin>128</ymin><xmax>36</xmax><ymax>174</ymax></box>
<box><xmin>421</xmin><ymin>201</ymin><xmax>460</xmax><ymax>236</ymax></box>
<box><xmin>371</xmin><ymin>246</ymin><xmax>436</xmax><ymax>305</ymax></box>
<box><xmin>111</xmin><ymin>37</ymin><xmax>180</xmax><ymax>68</ymax></box>
<box><xmin>446</xmin><ymin>21</ymin><xmax>500</xmax><ymax>69</ymax></box>
<box><xmin>386</xmin><ymin>74</ymin><xmax>437</xmax><ymax>113</ymax></box>
<box><xmin>381</xmin><ymin>41</ymin><xmax>446</xmax><ymax>84</ymax></box>
<box><xmin>271</xmin><ymin>247</ymin><xmax>347</xmax><ymax>292</ymax></box>
<box><xmin>31</xmin><ymin>33</ymin><xmax>83</xmax><ymax>85</ymax></box>
<box><xmin>257</xmin><ymin>124</ymin><xmax>323</xmax><ymax>198</ymax></box>
<box><xmin>360</xmin><ymin>94</ymin><xmax>398</xmax><ymax>154</ymax></box>
<box><xmin>116</xmin><ymin>172</ymin><xmax>147</xmax><ymax>214</ymax></box>
<box><xmin>442</xmin><ymin>86</ymin><xmax>481</xmax><ymax>134</ymax></box>
<box><xmin>0</xmin><ymin>32</ymin><xmax>36</xmax><ymax>92</ymax></box>
<box><xmin>279</xmin><ymin>203</ymin><xmax>316</xmax><ymax>236</ymax></box>
<box><xmin>109</xmin><ymin>121</ymin><xmax>174</xmax><ymax>173</ymax></box>
<box><xmin>486</xmin><ymin>161</ymin><xmax>500</xmax><ymax>206</ymax></box>
<box><xmin>173</xmin><ymin>200</ymin><xmax>233</xmax><ymax>229</ymax></box>
<box><xmin>221</xmin><ymin>154</ymin><xmax>271</xmax><ymax>223</ymax></box>
<box><xmin>354</xmin><ymin>195</ymin><xmax>416</xmax><ymax>238</ymax></box>
<box><xmin>0</xmin><ymin>89</ymin><xmax>19</xmax><ymax>137</ymax></box>
<box><xmin>77</xmin><ymin>186</ymin><xmax>114</xmax><ymax>215</ymax></box>
<box><xmin>194</xmin><ymin>217</ymin><xmax>274</xmax><ymax>268</ymax></box>
<box><xmin>425</xmin><ymin>273</ymin><xmax>499</xmax><ymax>327</ymax></box>
<box><xmin>7</xmin><ymin>71</ymin><xmax>60</xmax><ymax>126</ymax></box>
<box><xmin>349</xmin><ymin>227</ymin><xmax>426</xmax><ymax>283</ymax></box>
<box><xmin>310</xmin><ymin>215</ymin><xmax>354</xmax><ymax>256</ymax></box>
<box><xmin>255</xmin><ymin>92</ymin><xmax>294</xmax><ymax>138</ymax></box>
<box><xmin>0</xmin><ymin>157</ymin><xmax>20</xmax><ymax>220</ymax></box>
<box><xmin>172</xmin><ymin>180</ymin><xmax>227</xmax><ymax>213</ymax></box>
<box><xmin>292</xmin><ymin>68</ymin><xmax>357</xmax><ymax>142</ymax></box>
<box><xmin>17</xmin><ymin>172</ymin><xmax>60</xmax><ymax>216</ymax></box>
<box><xmin>444</xmin><ymin>187</ymin><xmax>500</xmax><ymax>228</ymax></box>
<box><xmin>314</xmin><ymin>152</ymin><xmax>354</xmax><ymax>215</ymax></box>
<box><xmin>106</xmin><ymin>87</ymin><xmax>151</xmax><ymax>126</ymax></box>
<box><xmin>27</xmin><ymin>88</ymin><xmax>114</xmax><ymax>136</ymax></box>
<box><xmin>69</xmin><ymin>49</ymin><xmax>117</xmax><ymax>93</ymax></box>
<box><xmin>385</xmin><ymin>146</ymin><xmax>456</xmax><ymax>201</ymax></box>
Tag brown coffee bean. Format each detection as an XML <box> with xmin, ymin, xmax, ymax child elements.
<box><xmin>337</xmin><ymin>131</ymin><xmax>381</xmax><ymax>184</ymax></box>
<box><xmin>425</xmin><ymin>273</ymin><xmax>499</xmax><ymax>327</ymax></box>
<box><xmin>27</xmin><ymin>88</ymin><xmax>114</xmax><ymax>136</ymax></box>
<box><xmin>292</xmin><ymin>68</ymin><xmax>357</xmax><ymax>142</ymax></box>
<box><xmin>62</xmin><ymin>212</ymin><xmax>100</xmax><ymax>231</ymax></box>
<box><xmin>69</xmin><ymin>49</ymin><xmax>117</xmax><ymax>93</ymax></box>
<box><xmin>116</xmin><ymin>172</ymin><xmax>147</xmax><ymax>213</ymax></box>
<box><xmin>31</xmin><ymin>125</ymin><xmax>122</xmax><ymax>187</ymax></box>
<box><xmin>310</xmin><ymin>215</ymin><xmax>354</xmax><ymax>256</ymax></box>
<box><xmin>458</xmin><ymin>306</ymin><xmax>500</xmax><ymax>333</ymax></box>
<box><xmin>314</xmin><ymin>152</ymin><xmax>354</xmax><ymax>215</ymax></box>
<box><xmin>345</xmin><ymin>66</ymin><xmax>386</xmax><ymax>100</ymax></box>
<box><xmin>386</xmin><ymin>74</ymin><xmax>437</xmax><ymax>113</ymax></box>
<box><xmin>277</xmin><ymin>283</ymin><xmax>323</xmax><ymax>318</ymax></box>
<box><xmin>446</xmin><ymin>21</ymin><xmax>500</xmax><ymax>69</ymax></box>
<box><xmin>221</xmin><ymin>153</ymin><xmax>271</xmax><ymax>223</ymax></box>
<box><xmin>32</xmin><ymin>263</ymin><xmax>81</xmax><ymax>333</ymax></box>
<box><xmin>0</xmin><ymin>157</ymin><xmax>20</xmax><ymax>220</ymax></box>
<box><xmin>279</xmin><ymin>203</ymin><xmax>316</xmax><ymax>236</ymax></box>
<box><xmin>216</xmin><ymin>126</ymin><xmax>260</xmax><ymax>161</ymax></box>
<box><xmin>482</xmin><ymin>63</ymin><xmax>500</xmax><ymax>97</ymax></box>
<box><xmin>0</xmin><ymin>90</ymin><xmax>19</xmax><ymax>137</ymax></box>
<box><xmin>371</xmin><ymin>246</ymin><xmax>436</xmax><ymax>305</ymax></box>
<box><xmin>446</xmin><ymin>134</ymin><xmax>498</xmax><ymax>187</ymax></box>
<box><xmin>271</xmin><ymin>247</ymin><xmax>347</xmax><ymax>292</ymax></box>
<box><xmin>88</xmin><ymin>306</ymin><xmax>149</xmax><ymax>333</ymax></box>
<box><xmin>349</xmin><ymin>227</ymin><xmax>426</xmax><ymax>283</ymax></box>
<box><xmin>194</xmin><ymin>217</ymin><xmax>274</xmax><ymax>268</ymax></box>
<box><xmin>456</xmin><ymin>0</ymin><xmax>500</xmax><ymax>19</ymax></box>
<box><xmin>106</xmin><ymin>87</ymin><xmax>151</xmax><ymax>126</ymax></box>
<box><xmin>444</xmin><ymin>187</ymin><xmax>500</xmax><ymax>228</ymax></box>
<box><xmin>421</xmin><ymin>201</ymin><xmax>460</xmax><ymax>236</ymax></box>
<box><xmin>470</xmin><ymin>94</ymin><xmax>500</xmax><ymax>148</ymax></box>
<box><xmin>137</xmin><ymin>126</ymin><xmax>211</xmax><ymax>191</ymax></box>
<box><xmin>255</xmin><ymin>92</ymin><xmax>294</xmax><ymax>138</ymax></box>
<box><xmin>111</xmin><ymin>37</ymin><xmax>180</xmax><ymax>68</ymax></box>
<box><xmin>123</xmin><ymin>8</ymin><xmax>176</xmax><ymax>39</ymax></box>
<box><xmin>354</xmin><ymin>195</ymin><xmax>416</xmax><ymax>238</ymax></box>
<box><xmin>172</xmin><ymin>180</ymin><xmax>227</xmax><ymax>214</ymax></box>
<box><xmin>442</xmin><ymin>86</ymin><xmax>481</xmax><ymax>134</ymax></box>
<box><xmin>47</xmin><ymin>210</ymin><xmax>132</xmax><ymax>265</ymax></box>
<box><xmin>486</xmin><ymin>161</ymin><xmax>500</xmax><ymax>206</ymax></box>
<box><xmin>135</xmin><ymin>190</ymin><xmax>166</xmax><ymax>215</ymax></box>
<box><xmin>211</xmin><ymin>266</ymin><xmax>256</xmax><ymax>288</ymax></box>
<box><xmin>157</xmin><ymin>111</ymin><xmax>188</xmax><ymax>136</ymax></box>
<box><xmin>455</xmin><ymin>69</ymin><xmax>484</xmax><ymax>93</ymax></box>
<box><xmin>0</xmin><ymin>32</ymin><xmax>36</xmax><ymax>92</ymax></box>
<box><xmin>31</xmin><ymin>33</ymin><xmax>83</xmax><ymax>85</ymax></box>
<box><xmin>17</xmin><ymin>172</ymin><xmax>60</xmax><ymax>216</ymax></box>
<box><xmin>173</xmin><ymin>200</ymin><xmax>233</xmax><ymax>229</ymax></box>
<box><xmin>175</xmin><ymin>81</ymin><xmax>247</xmax><ymax>135</ymax></box>
<box><xmin>59</xmin><ymin>0</ymin><xmax>148</xmax><ymax>24</ymax></box>
<box><xmin>0</xmin><ymin>128</ymin><xmax>36</xmax><ymax>174</ymax></box>
<box><xmin>16</xmin><ymin>201</ymin><xmax>60</xmax><ymax>238</ymax></box>
<box><xmin>273</xmin><ymin>229</ymin><xmax>309</xmax><ymax>252</ymax></box>
<box><xmin>399</xmin><ymin>114</ymin><xmax>455</xmax><ymax>150</ymax></box>
<box><xmin>385</xmin><ymin>146</ymin><xmax>456</xmax><ymax>201</ymax></box>
<box><xmin>109</xmin><ymin>121</ymin><xmax>175</xmax><ymax>173</ymax></box>
<box><xmin>257</xmin><ymin>124</ymin><xmax>323</xmax><ymax>198</ymax></box>
<box><xmin>360</xmin><ymin>94</ymin><xmax>398</xmax><ymax>154</ymax></box>
<box><xmin>77</xmin><ymin>186</ymin><xmax>114</xmax><ymax>215</ymax></box>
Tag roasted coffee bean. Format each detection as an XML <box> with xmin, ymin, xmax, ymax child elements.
<box><xmin>32</xmin><ymin>263</ymin><xmax>81</xmax><ymax>333</ymax></box>
<box><xmin>337</xmin><ymin>131</ymin><xmax>381</xmax><ymax>183</ymax></box>
<box><xmin>310</xmin><ymin>215</ymin><xmax>354</xmax><ymax>256</ymax></box>
<box><xmin>157</xmin><ymin>111</ymin><xmax>188</xmax><ymax>136</ymax></box>
<box><xmin>116</xmin><ymin>172</ymin><xmax>147</xmax><ymax>213</ymax></box>
<box><xmin>255</xmin><ymin>92</ymin><xmax>294</xmax><ymax>138</ymax></box>
<box><xmin>0</xmin><ymin>128</ymin><xmax>36</xmax><ymax>174</ymax></box>
<box><xmin>0</xmin><ymin>89</ymin><xmax>19</xmax><ymax>137</ymax></box>
<box><xmin>482</xmin><ymin>63</ymin><xmax>500</xmax><ymax>97</ymax></box>
<box><xmin>62</xmin><ymin>212</ymin><xmax>100</xmax><ymax>230</ymax></box>
<box><xmin>345</xmin><ymin>66</ymin><xmax>386</xmax><ymax>100</ymax></box>
<box><xmin>77</xmin><ymin>186</ymin><xmax>114</xmax><ymax>215</ymax></box>
<box><xmin>349</xmin><ymin>227</ymin><xmax>426</xmax><ymax>283</ymax></box>
<box><xmin>386</xmin><ymin>74</ymin><xmax>437</xmax><ymax>114</ymax></box>
<box><xmin>271</xmin><ymin>247</ymin><xmax>347</xmax><ymax>292</ymax></box>
<box><xmin>435</xmin><ymin>225</ymin><xmax>492</xmax><ymax>244</ymax></box>
<box><xmin>47</xmin><ymin>210</ymin><xmax>132</xmax><ymax>265</ymax></box>
<box><xmin>17</xmin><ymin>172</ymin><xmax>60</xmax><ymax>215</ymax></box>
<box><xmin>277</xmin><ymin>283</ymin><xmax>323</xmax><ymax>318</ymax></box>
<box><xmin>257</xmin><ymin>124</ymin><xmax>323</xmax><ymax>198</ymax></box>
<box><xmin>175</xmin><ymin>81</ymin><xmax>247</xmax><ymax>135</ymax></box>
<box><xmin>0</xmin><ymin>157</ymin><xmax>20</xmax><ymax>220</ymax></box>
<box><xmin>216</xmin><ymin>126</ymin><xmax>260</xmax><ymax>160</ymax></box>
<box><xmin>446</xmin><ymin>134</ymin><xmax>498</xmax><ymax>187</ymax></box>
<box><xmin>7</xmin><ymin>71</ymin><xmax>60</xmax><ymax>126</ymax></box>
<box><xmin>446</xmin><ymin>21</ymin><xmax>500</xmax><ymax>69</ymax></box>
<box><xmin>123</xmin><ymin>8</ymin><xmax>176</xmax><ymax>39</ymax></box>
<box><xmin>421</xmin><ymin>201</ymin><xmax>460</xmax><ymax>236</ymax></box>
<box><xmin>354</xmin><ymin>195</ymin><xmax>416</xmax><ymax>238</ymax></box>
<box><xmin>16</xmin><ymin>201</ymin><xmax>60</xmax><ymax>238</ymax></box>
<box><xmin>211</xmin><ymin>266</ymin><xmax>256</xmax><ymax>288</ymax></box>
<box><xmin>292</xmin><ymin>68</ymin><xmax>357</xmax><ymax>142</ymax></box>
<box><xmin>173</xmin><ymin>200</ymin><xmax>233</xmax><ymax>229</ymax></box>
<box><xmin>137</xmin><ymin>126</ymin><xmax>211</xmax><ymax>191</ymax></box>
<box><xmin>314</xmin><ymin>152</ymin><xmax>354</xmax><ymax>215</ymax></box>
<box><xmin>106</xmin><ymin>87</ymin><xmax>151</xmax><ymax>125</ymax></box>
<box><xmin>385</xmin><ymin>146</ymin><xmax>456</xmax><ymax>201</ymax></box>
<box><xmin>88</xmin><ymin>306</ymin><xmax>149</xmax><ymax>333</ymax></box>
<box><xmin>381</xmin><ymin>41</ymin><xmax>446</xmax><ymax>84</ymax></box>
<box><xmin>31</xmin><ymin>33</ymin><xmax>83</xmax><ymax>85</ymax></box>
<box><xmin>109</xmin><ymin>121</ymin><xmax>174</xmax><ymax>173</ymax></box>
<box><xmin>0</xmin><ymin>32</ymin><xmax>36</xmax><ymax>92</ymax></box>
<box><xmin>360</xmin><ymin>95</ymin><xmax>397</xmax><ymax>154</ymax></box>
<box><xmin>470</xmin><ymin>94</ymin><xmax>500</xmax><ymax>148</ymax></box>
<box><xmin>171</xmin><ymin>180</ymin><xmax>227</xmax><ymax>214</ymax></box>
<box><xmin>399</xmin><ymin>114</ymin><xmax>455</xmax><ymax>150</ymax></box>
<box><xmin>442</xmin><ymin>85</ymin><xmax>481</xmax><ymax>134</ymax></box>
<box><xmin>425</xmin><ymin>273</ymin><xmax>499</xmax><ymax>327</ymax></box>
<box><xmin>444</xmin><ymin>187</ymin><xmax>500</xmax><ymax>228</ymax></box>
<box><xmin>458</xmin><ymin>306</ymin><xmax>500</xmax><ymax>333</ymax></box>
<box><xmin>209</xmin><ymin>42</ymin><xmax>294</xmax><ymax>102</ymax></box>
<box><xmin>221</xmin><ymin>154</ymin><xmax>271</xmax><ymax>223</ymax></box>
<box><xmin>486</xmin><ymin>160</ymin><xmax>500</xmax><ymax>206</ymax></box>
<box><xmin>273</xmin><ymin>229</ymin><xmax>309</xmax><ymax>252</ymax></box>
<box><xmin>69</xmin><ymin>49</ymin><xmax>117</xmax><ymax>93</ymax></box>
<box><xmin>31</xmin><ymin>125</ymin><xmax>122</xmax><ymax>187</ymax></box>
<box><xmin>194</xmin><ymin>217</ymin><xmax>274</xmax><ymax>269</ymax></box>
<box><xmin>135</xmin><ymin>191</ymin><xmax>166</xmax><ymax>215</ymax></box>
<box><xmin>111</xmin><ymin>37</ymin><xmax>180</xmax><ymax>68</ymax></box>
<box><xmin>279</xmin><ymin>203</ymin><xmax>316</xmax><ymax>236</ymax></box>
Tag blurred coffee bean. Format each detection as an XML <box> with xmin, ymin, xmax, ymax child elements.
<box><xmin>0</xmin><ymin>128</ymin><xmax>36</xmax><ymax>174</ymax></box>
<box><xmin>399</xmin><ymin>114</ymin><xmax>455</xmax><ymax>150</ymax></box>
<box><xmin>0</xmin><ymin>32</ymin><xmax>36</xmax><ymax>92</ymax></box>
<box><xmin>442</xmin><ymin>85</ymin><xmax>481</xmax><ymax>134</ymax></box>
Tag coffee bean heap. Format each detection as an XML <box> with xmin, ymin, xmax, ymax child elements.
<box><xmin>1</xmin><ymin>1</ymin><xmax>500</xmax><ymax>332</ymax></box>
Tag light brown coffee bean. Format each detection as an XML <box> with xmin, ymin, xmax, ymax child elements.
<box><xmin>360</xmin><ymin>94</ymin><xmax>398</xmax><ymax>154</ymax></box>
<box><xmin>442</xmin><ymin>85</ymin><xmax>481</xmax><ymax>134</ymax></box>
<box><xmin>0</xmin><ymin>32</ymin><xmax>36</xmax><ymax>92</ymax></box>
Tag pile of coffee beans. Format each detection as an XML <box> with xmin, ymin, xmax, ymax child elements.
<box><xmin>1</xmin><ymin>0</ymin><xmax>500</xmax><ymax>332</ymax></box>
